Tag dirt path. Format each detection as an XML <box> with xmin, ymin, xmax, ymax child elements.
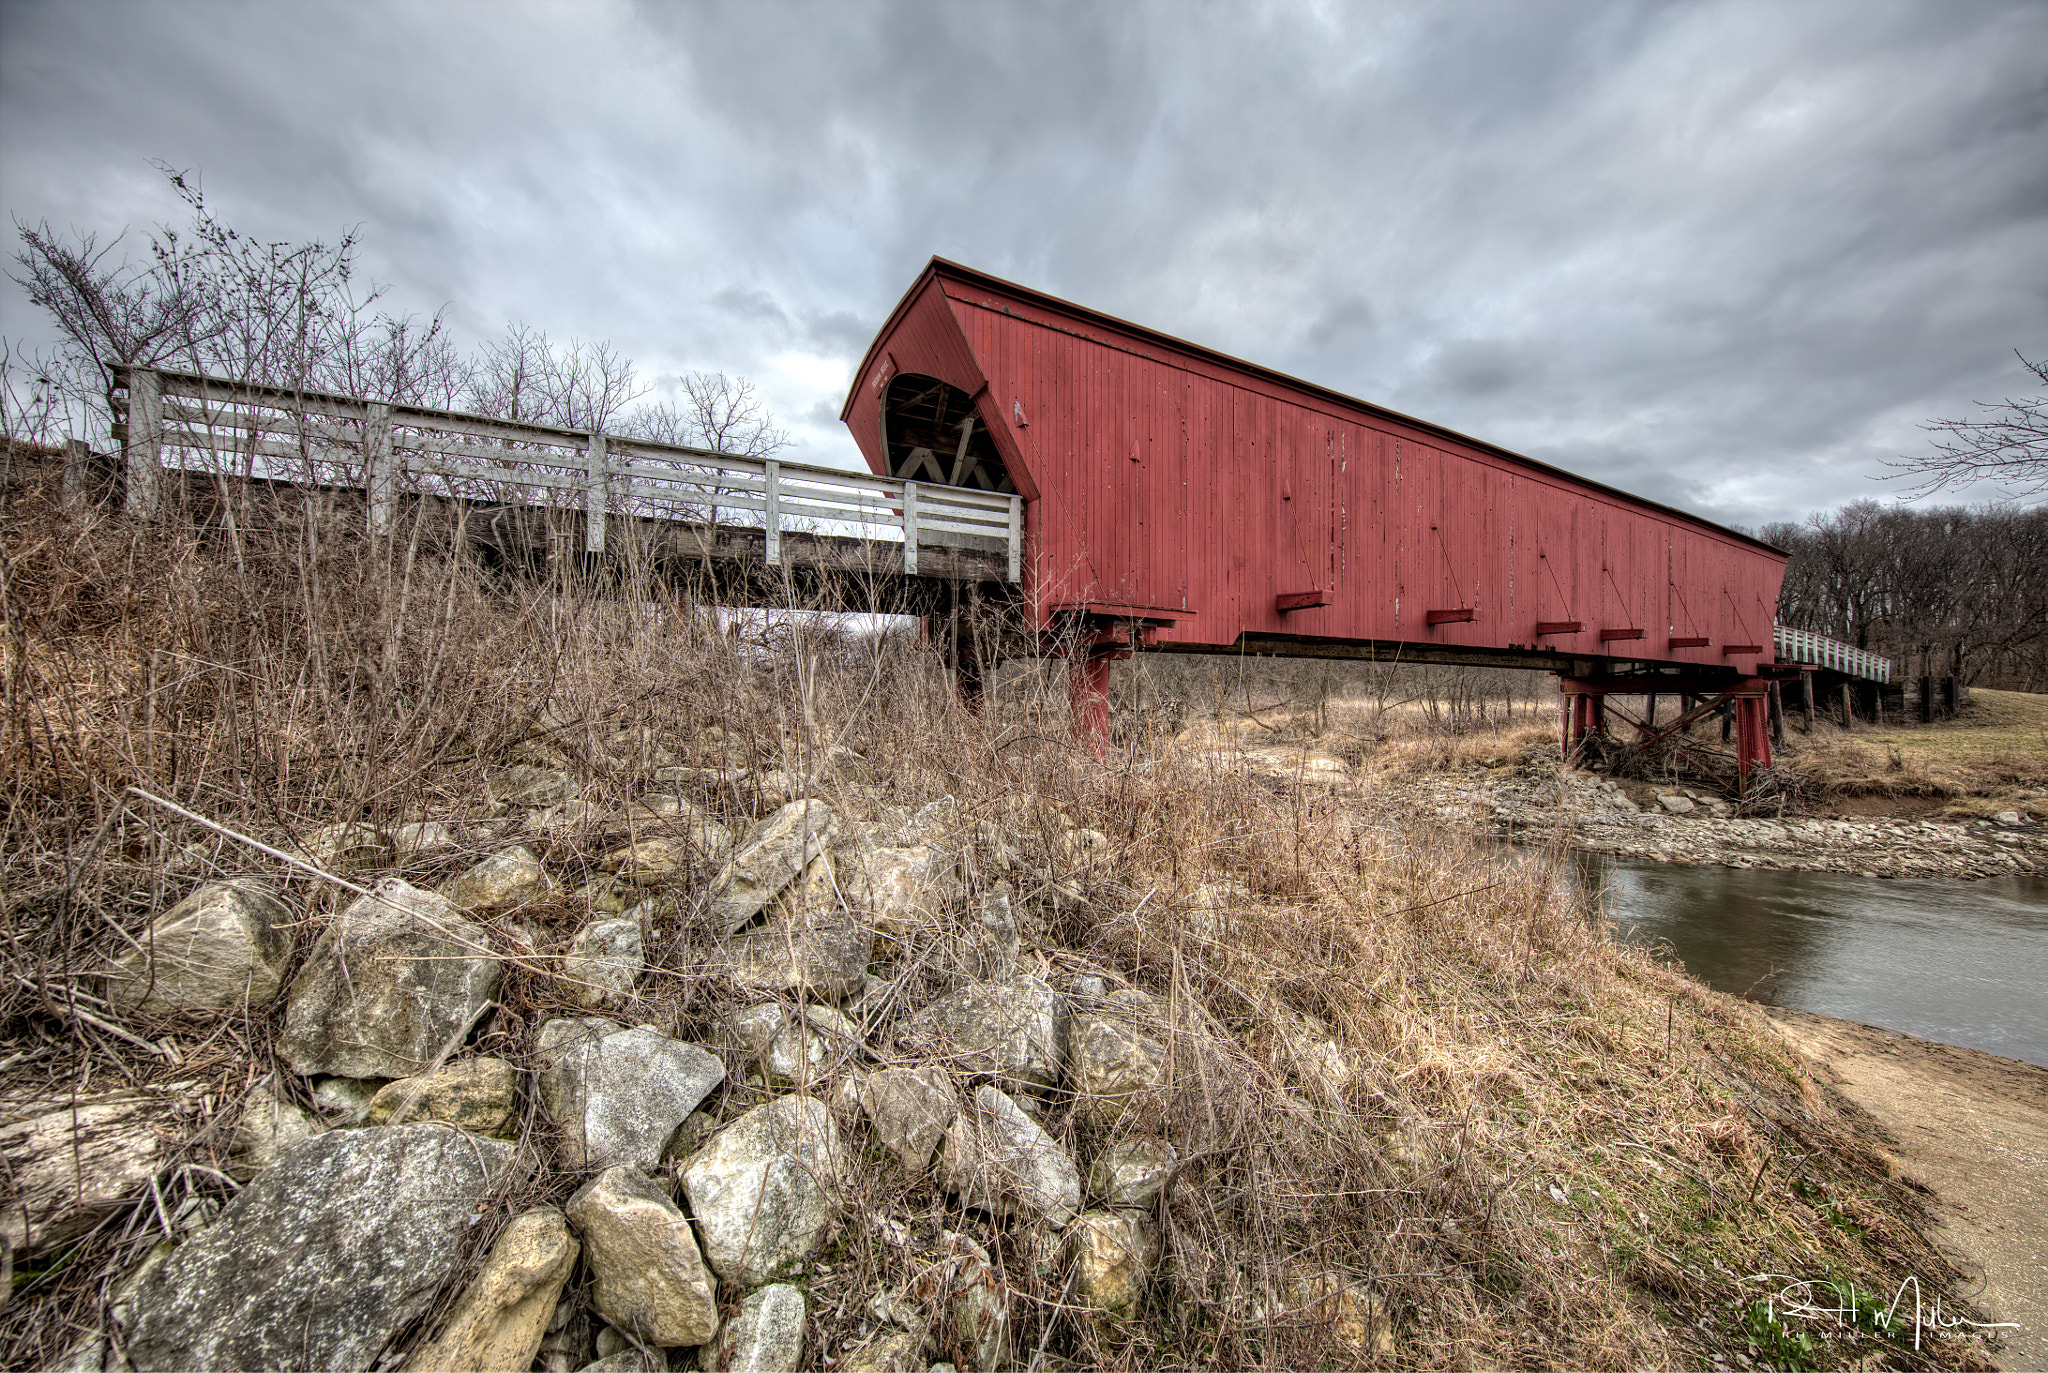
<box><xmin>1768</xmin><ymin>1008</ymin><xmax>2048</xmax><ymax>1369</ymax></box>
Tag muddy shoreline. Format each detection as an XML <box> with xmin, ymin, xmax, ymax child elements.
<box><xmin>1769</xmin><ymin>1008</ymin><xmax>2048</xmax><ymax>1370</ymax></box>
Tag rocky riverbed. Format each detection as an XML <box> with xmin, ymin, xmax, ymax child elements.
<box><xmin>1424</xmin><ymin>764</ymin><xmax>2048</xmax><ymax>880</ymax></box>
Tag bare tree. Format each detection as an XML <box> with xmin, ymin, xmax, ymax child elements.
<box><xmin>1892</xmin><ymin>351</ymin><xmax>2048</xmax><ymax>501</ymax></box>
<box><xmin>622</xmin><ymin>371</ymin><xmax>789</xmax><ymax>457</ymax></box>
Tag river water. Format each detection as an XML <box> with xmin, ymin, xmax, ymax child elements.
<box><xmin>1589</xmin><ymin>858</ymin><xmax>2048</xmax><ymax>1069</ymax></box>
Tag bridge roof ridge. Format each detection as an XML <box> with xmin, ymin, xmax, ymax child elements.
<box><xmin>856</xmin><ymin>257</ymin><xmax>1783</xmax><ymax>560</ymax></box>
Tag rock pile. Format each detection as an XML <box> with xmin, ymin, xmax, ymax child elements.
<box><xmin>36</xmin><ymin>756</ymin><xmax>1203</xmax><ymax>1373</ymax></box>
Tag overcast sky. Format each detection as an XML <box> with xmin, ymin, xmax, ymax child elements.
<box><xmin>3</xmin><ymin>0</ymin><xmax>2044</xmax><ymax>528</ymax></box>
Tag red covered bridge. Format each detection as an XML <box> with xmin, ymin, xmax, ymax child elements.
<box><xmin>842</xmin><ymin>259</ymin><xmax>1872</xmax><ymax>779</ymax></box>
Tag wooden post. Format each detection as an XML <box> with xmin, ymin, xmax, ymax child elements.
<box><xmin>762</xmin><ymin>458</ymin><xmax>779</xmax><ymax>566</ymax></box>
<box><xmin>123</xmin><ymin>368</ymin><xmax>162</xmax><ymax>518</ymax></box>
<box><xmin>1799</xmin><ymin>673</ymin><xmax>1814</xmax><ymax>732</ymax></box>
<box><xmin>1919</xmin><ymin>675</ymin><xmax>1934</xmax><ymax>723</ymax></box>
<box><xmin>1007</xmin><ymin>492</ymin><xmax>1023</xmax><ymax>583</ymax></box>
<box><xmin>1645</xmin><ymin>692</ymin><xmax>1658</xmax><ymax>729</ymax></box>
<box><xmin>1720</xmin><ymin>701</ymin><xmax>1733</xmax><ymax>741</ymax></box>
<box><xmin>365</xmin><ymin>403</ymin><xmax>394</xmax><ymax>534</ymax></box>
<box><xmin>901</xmin><ymin>480</ymin><xmax>919</xmax><ymax>576</ymax></box>
<box><xmin>1768</xmin><ymin>681</ymin><xmax>1784</xmax><ymax>745</ymax></box>
<box><xmin>584</xmin><ymin>433</ymin><xmax>607</xmax><ymax>554</ymax></box>
<box><xmin>62</xmin><ymin>438</ymin><xmax>89</xmax><ymax>508</ymax></box>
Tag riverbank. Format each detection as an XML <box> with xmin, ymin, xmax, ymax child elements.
<box><xmin>1768</xmin><ymin>1009</ymin><xmax>2048</xmax><ymax>1371</ymax></box>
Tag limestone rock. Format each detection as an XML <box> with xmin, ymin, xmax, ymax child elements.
<box><xmin>1656</xmin><ymin>793</ymin><xmax>1697</xmax><ymax>815</ymax></box>
<box><xmin>602</xmin><ymin>836</ymin><xmax>693</xmax><ymax>886</ymax></box>
<box><xmin>1066</xmin><ymin>993</ymin><xmax>1167</xmax><ymax>1127</ymax></box>
<box><xmin>854</xmin><ymin>1066</ymin><xmax>958</xmax><ymax>1174</ymax></box>
<box><xmin>492</xmin><ymin>764</ymin><xmax>574</xmax><ymax>807</ymax></box>
<box><xmin>229</xmin><ymin>1083</ymin><xmax>319</xmax><ymax>1179</ymax></box>
<box><xmin>411</xmin><ymin>1208</ymin><xmax>579</xmax><ymax>1373</ymax></box>
<box><xmin>720</xmin><ymin>906</ymin><xmax>871</xmax><ymax>1001</ymax></box>
<box><xmin>1068</xmin><ymin>1210</ymin><xmax>1160</xmax><ymax>1318</ymax></box>
<box><xmin>938</xmin><ymin>1086</ymin><xmax>1080</xmax><ymax>1225</ymax></box>
<box><xmin>393</xmin><ymin>820</ymin><xmax>458</xmax><ymax>856</ymax></box>
<box><xmin>290</xmin><ymin>822</ymin><xmax>392</xmax><ymax>872</ymax></box>
<box><xmin>839</xmin><ymin>844</ymin><xmax>957</xmax><ymax>935</ymax></box>
<box><xmin>121</xmin><ymin>1124</ymin><xmax>523</xmax><ymax>1373</ymax></box>
<box><xmin>311</xmin><ymin>1074</ymin><xmax>385</xmax><ymax>1123</ymax></box>
<box><xmin>566</xmin><ymin>1166</ymin><xmax>720</xmax><ymax>1349</ymax></box>
<box><xmin>278</xmin><ymin>879</ymin><xmax>502</xmax><ymax>1079</ymax></box>
<box><xmin>1059</xmin><ymin>828</ymin><xmax>1111</xmax><ymax>866</ymax></box>
<box><xmin>1087</xmin><ymin>1138</ymin><xmax>1178</xmax><ymax>1207</ymax></box>
<box><xmin>899</xmin><ymin>975</ymin><xmax>1062</xmax><ymax>1094</ymax></box>
<box><xmin>681</xmin><ymin>1095</ymin><xmax>847</xmax><ymax>1288</ymax></box>
<box><xmin>712</xmin><ymin>1002</ymin><xmax>862</xmax><ymax>1088</ymax></box>
<box><xmin>442</xmin><ymin>845</ymin><xmax>557</xmax><ymax>912</ymax></box>
<box><xmin>366</xmin><ymin>1056</ymin><xmax>518</xmax><ymax>1136</ymax></box>
<box><xmin>697</xmin><ymin>1283</ymin><xmax>804</xmax><ymax>1372</ymax></box>
<box><xmin>538</xmin><ymin>1020</ymin><xmax>724</xmax><ymax>1169</ymax></box>
<box><xmin>0</xmin><ymin>1085</ymin><xmax>199</xmax><ymax>1255</ymax></box>
<box><xmin>564</xmin><ymin>917</ymin><xmax>645</xmax><ymax>1008</ymax></box>
<box><xmin>105</xmin><ymin>880</ymin><xmax>293</xmax><ymax>1016</ymax></box>
<box><xmin>938</xmin><ymin>1231</ymin><xmax>1009</xmax><ymax>1371</ymax></box>
<box><xmin>839</xmin><ymin>1329</ymin><xmax>924</xmax><ymax>1373</ymax></box>
<box><xmin>582</xmin><ymin>1350</ymin><xmax>666</xmax><ymax>1372</ymax></box>
<box><xmin>706</xmin><ymin>800</ymin><xmax>842</xmax><ymax>934</ymax></box>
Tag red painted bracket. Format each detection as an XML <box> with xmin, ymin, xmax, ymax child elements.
<box><xmin>1426</xmin><ymin>608</ymin><xmax>1475</xmax><ymax>626</ymax></box>
<box><xmin>1275</xmin><ymin>589</ymin><xmax>1332</xmax><ymax>613</ymax></box>
<box><xmin>1600</xmin><ymin>627</ymin><xmax>1646</xmax><ymax>641</ymax></box>
<box><xmin>1534</xmin><ymin>621</ymin><xmax>1582</xmax><ymax>636</ymax></box>
<box><xmin>1722</xmin><ymin>644</ymin><xmax>1763</xmax><ymax>655</ymax></box>
<box><xmin>1668</xmin><ymin>636</ymin><xmax>1711</xmax><ymax>648</ymax></box>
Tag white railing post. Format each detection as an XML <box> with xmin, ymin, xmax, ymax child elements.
<box><xmin>365</xmin><ymin>402</ymin><xmax>394</xmax><ymax>534</ymax></box>
<box><xmin>62</xmin><ymin>439</ymin><xmax>89</xmax><ymax>508</ymax></box>
<box><xmin>585</xmin><ymin>433</ymin><xmax>607</xmax><ymax>553</ymax></box>
<box><xmin>1007</xmin><ymin>493</ymin><xmax>1023</xmax><ymax>583</ymax></box>
<box><xmin>901</xmin><ymin>480</ymin><xmax>919</xmax><ymax>575</ymax></box>
<box><xmin>763</xmin><ymin>459</ymin><xmax>780</xmax><ymax>566</ymax></box>
<box><xmin>123</xmin><ymin>368</ymin><xmax>162</xmax><ymax>518</ymax></box>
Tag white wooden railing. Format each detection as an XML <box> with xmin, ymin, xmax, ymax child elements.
<box><xmin>1773</xmin><ymin>625</ymin><xmax>1891</xmax><ymax>682</ymax></box>
<box><xmin>117</xmin><ymin>367</ymin><xmax>1022</xmax><ymax>580</ymax></box>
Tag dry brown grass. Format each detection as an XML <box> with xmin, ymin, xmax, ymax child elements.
<box><xmin>0</xmin><ymin>483</ymin><xmax>1998</xmax><ymax>1371</ymax></box>
<box><xmin>1780</xmin><ymin>690</ymin><xmax>2048</xmax><ymax>816</ymax></box>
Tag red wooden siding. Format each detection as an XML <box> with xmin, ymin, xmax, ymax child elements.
<box><xmin>843</xmin><ymin>260</ymin><xmax>1787</xmax><ymax>669</ymax></box>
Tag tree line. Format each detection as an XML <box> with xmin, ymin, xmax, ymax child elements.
<box><xmin>1763</xmin><ymin>500</ymin><xmax>2048</xmax><ymax>690</ymax></box>
<box><xmin>3</xmin><ymin>166</ymin><xmax>788</xmax><ymax>460</ymax></box>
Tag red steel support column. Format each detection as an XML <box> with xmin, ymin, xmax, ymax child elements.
<box><xmin>1070</xmin><ymin>655</ymin><xmax>1112</xmax><ymax>756</ymax></box>
<box><xmin>1734</xmin><ymin>694</ymin><xmax>1772</xmax><ymax>788</ymax></box>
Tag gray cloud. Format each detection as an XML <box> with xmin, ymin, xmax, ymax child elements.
<box><xmin>3</xmin><ymin>0</ymin><xmax>2043</xmax><ymax>526</ymax></box>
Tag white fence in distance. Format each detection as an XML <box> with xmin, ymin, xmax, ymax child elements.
<box><xmin>119</xmin><ymin>367</ymin><xmax>1023</xmax><ymax>581</ymax></box>
<box><xmin>1773</xmin><ymin>624</ymin><xmax>1892</xmax><ymax>683</ymax></box>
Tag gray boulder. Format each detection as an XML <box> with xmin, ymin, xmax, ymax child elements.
<box><xmin>567</xmin><ymin>1166</ymin><xmax>720</xmax><ymax>1349</ymax></box>
<box><xmin>564</xmin><ymin>917</ymin><xmax>645</xmax><ymax>1008</ymax></box>
<box><xmin>1067</xmin><ymin>991</ymin><xmax>1168</xmax><ymax>1127</ymax></box>
<box><xmin>681</xmin><ymin>1095</ymin><xmax>847</xmax><ymax>1288</ymax></box>
<box><xmin>697</xmin><ymin>1283</ymin><xmax>805</xmax><ymax>1372</ymax></box>
<box><xmin>898</xmin><ymin>975</ymin><xmax>1062</xmax><ymax>1094</ymax></box>
<box><xmin>938</xmin><ymin>1086</ymin><xmax>1080</xmax><ymax>1226</ymax></box>
<box><xmin>491</xmin><ymin>764</ymin><xmax>574</xmax><ymax>807</ymax></box>
<box><xmin>538</xmin><ymin>1019</ymin><xmax>724</xmax><ymax>1169</ymax></box>
<box><xmin>277</xmin><ymin>879</ymin><xmax>502</xmax><ymax>1079</ymax></box>
<box><xmin>120</xmin><ymin>1124</ymin><xmax>523</xmax><ymax>1373</ymax></box>
<box><xmin>711</xmin><ymin>1002</ymin><xmax>862</xmax><ymax>1089</ymax></box>
<box><xmin>853</xmin><ymin>1066</ymin><xmax>958</xmax><ymax>1174</ymax></box>
<box><xmin>441</xmin><ymin>845</ymin><xmax>557</xmax><ymax>912</ymax></box>
<box><xmin>227</xmin><ymin>1083</ymin><xmax>319</xmax><ymax>1179</ymax></box>
<box><xmin>1</xmin><ymin>1085</ymin><xmax>200</xmax><ymax>1256</ymax></box>
<box><xmin>105</xmin><ymin>880</ymin><xmax>293</xmax><ymax>1016</ymax></box>
<box><xmin>721</xmin><ymin>906</ymin><xmax>871</xmax><ymax>1001</ymax></box>
<box><xmin>707</xmin><ymin>800</ymin><xmax>841</xmax><ymax>934</ymax></box>
<box><xmin>1087</xmin><ymin>1137</ymin><xmax>1178</xmax><ymax>1207</ymax></box>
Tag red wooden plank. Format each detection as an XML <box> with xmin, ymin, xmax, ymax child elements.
<box><xmin>840</xmin><ymin>259</ymin><xmax>1790</xmax><ymax>673</ymax></box>
<box><xmin>1600</xmin><ymin>627</ymin><xmax>1646</xmax><ymax>641</ymax></box>
<box><xmin>1276</xmin><ymin>590</ymin><xmax>1332</xmax><ymax>612</ymax></box>
<box><xmin>1427</xmin><ymin>608</ymin><xmax>1475</xmax><ymax>625</ymax></box>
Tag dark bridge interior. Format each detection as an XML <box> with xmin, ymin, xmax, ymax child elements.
<box><xmin>880</xmin><ymin>374</ymin><xmax>1014</xmax><ymax>494</ymax></box>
